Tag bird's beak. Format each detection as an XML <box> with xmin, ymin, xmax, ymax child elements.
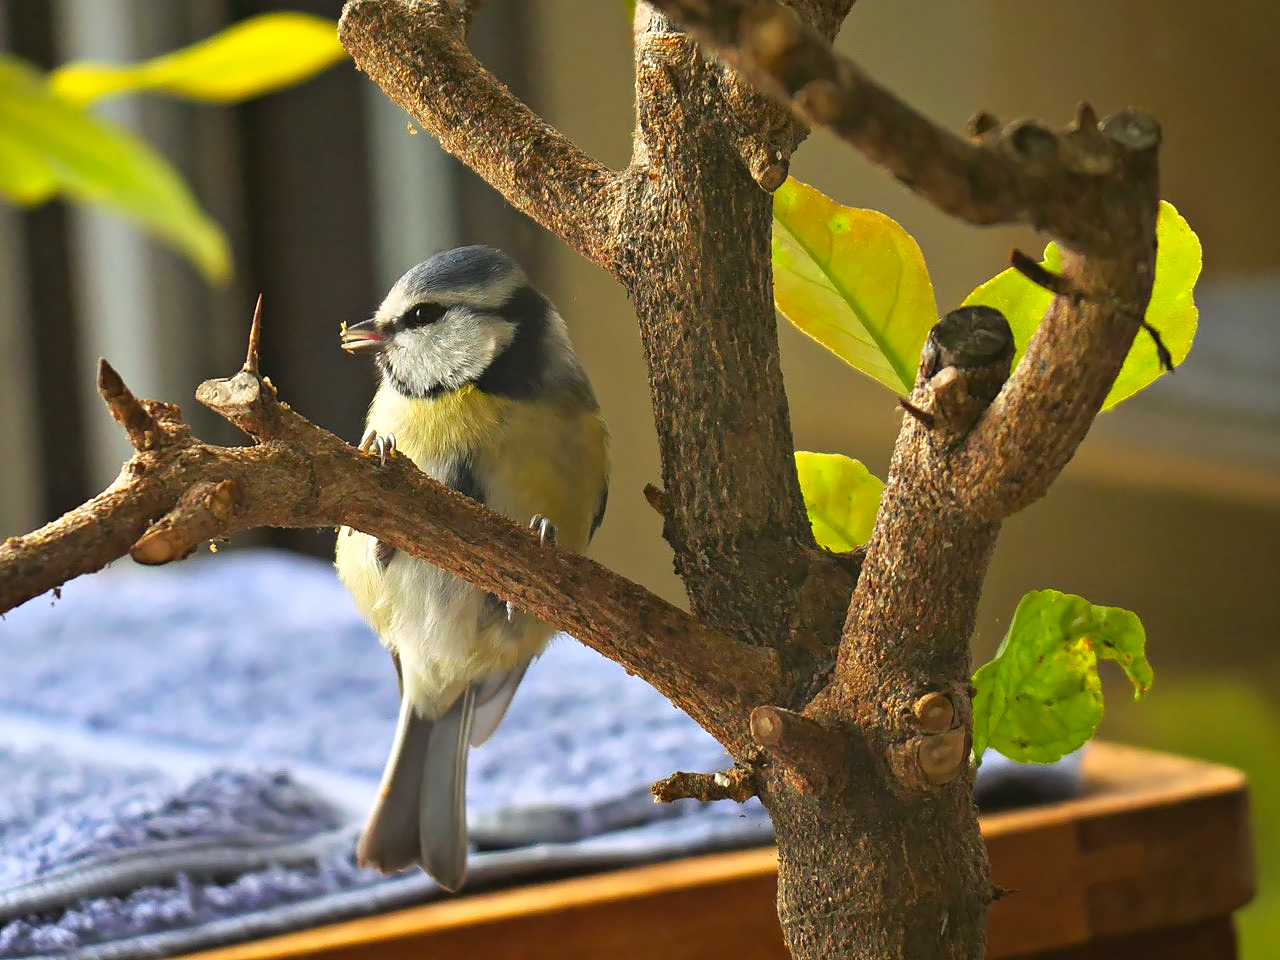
<box><xmin>340</xmin><ymin>318</ymin><xmax>388</xmax><ymax>354</ymax></box>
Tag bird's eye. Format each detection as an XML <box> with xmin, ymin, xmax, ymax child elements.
<box><xmin>403</xmin><ymin>303</ymin><xmax>446</xmax><ymax>328</ymax></box>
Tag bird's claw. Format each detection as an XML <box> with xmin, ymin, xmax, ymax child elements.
<box><xmin>529</xmin><ymin>514</ymin><xmax>557</xmax><ymax>547</ymax></box>
<box><xmin>359</xmin><ymin>429</ymin><xmax>397</xmax><ymax>466</ymax></box>
<box><xmin>508</xmin><ymin>517</ymin><xmax>556</xmax><ymax>622</ymax></box>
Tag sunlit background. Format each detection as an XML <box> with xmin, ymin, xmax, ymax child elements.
<box><xmin>0</xmin><ymin>0</ymin><xmax>1276</xmax><ymax>954</ymax></box>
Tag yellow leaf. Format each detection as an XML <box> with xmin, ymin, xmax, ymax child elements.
<box><xmin>795</xmin><ymin>452</ymin><xmax>884</xmax><ymax>552</ymax></box>
<box><xmin>0</xmin><ymin>55</ymin><xmax>230</xmax><ymax>282</ymax></box>
<box><xmin>773</xmin><ymin>178</ymin><xmax>939</xmax><ymax>393</ymax></box>
<box><xmin>50</xmin><ymin>13</ymin><xmax>345</xmax><ymax>106</ymax></box>
<box><xmin>962</xmin><ymin>201</ymin><xmax>1200</xmax><ymax>410</ymax></box>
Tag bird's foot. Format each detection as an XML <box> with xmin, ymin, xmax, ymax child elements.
<box><xmin>506</xmin><ymin>516</ymin><xmax>557</xmax><ymax>622</ymax></box>
<box><xmin>359</xmin><ymin>429</ymin><xmax>397</xmax><ymax>466</ymax></box>
<box><xmin>529</xmin><ymin>514</ymin><xmax>557</xmax><ymax>547</ymax></box>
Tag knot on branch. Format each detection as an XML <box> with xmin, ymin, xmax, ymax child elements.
<box><xmin>750</xmin><ymin>705</ymin><xmax>850</xmax><ymax>796</ymax></box>
<box><xmin>652</xmin><ymin>765</ymin><xmax>757</xmax><ymax>803</ymax></box>
<box><xmin>131</xmin><ymin>480</ymin><xmax>240</xmax><ymax>565</ymax></box>
<box><xmin>901</xmin><ymin>306</ymin><xmax>1015</xmax><ymax>437</ymax></box>
<box><xmin>887</xmin><ymin>689</ymin><xmax>970</xmax><ymax>792</ymax></box>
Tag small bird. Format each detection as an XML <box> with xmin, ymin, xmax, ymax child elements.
<box><xmin>334</xmin><ymin>245</ymin><xmax>609</xmax><ymax>891</ymax></box>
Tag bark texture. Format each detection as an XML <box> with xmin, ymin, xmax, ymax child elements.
<box><xmin>0</xmin><ymin>2</ymin><xmax>1162</xmax><ymax>958</ymax></box>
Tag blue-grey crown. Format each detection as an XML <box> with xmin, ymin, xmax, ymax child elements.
<box><xmin>396</xmin><ymin>245</ymin><xmax>525</xmax><ymax>301</ymax></box>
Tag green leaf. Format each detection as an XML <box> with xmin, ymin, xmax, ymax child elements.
<box><xmin>972</xmin><ymin>589</ymin><xmax>1153</xmax><ymax>765</ymax></box>
<box><xmin>0</xmin><ymin>55</ymin><xmax>230</xmax><ymax>282</ymax></box>
<box><xmin>0</xmin><ymin>127</ymin><xmax>57</xmax><ymax>203</ymax></box>
<box><xmin>773</xmin><ymin>177</ymin><xmax>938</xmax><ymax>393</ymax></box>
<box><xmin>50</xmin><ymin>13</ymin><xmax>345</xmax><ymax>106</ymax></box>
<box><xmin>962</xmin><ymin>201</ymin><xmax>1200</xmax><ymax>409</ymax></box>
<box><xmin>795</xmin><ymin>452</ymin><xmax>884</xmax><ymax>552</ymax></box>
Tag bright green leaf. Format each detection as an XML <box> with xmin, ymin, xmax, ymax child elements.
<box><xmin>962</xmin><ymin>201</ymin><xmax>1200</xmax><ymax>409</ymax></box>
<box><xmin>0</xmin><ymin>129</ymin><xmax>57</xmax><ymax>203</ymax></box>
<box><xmin>795</xmin><ymin>452</ymin><xmax>884</xmax><ymax>552</ymax></box>
<box><xmin>972</xmin><ymin>589</ymin><xmax>1153</xmax><ymax>765</ymax></box>
<box><xmin>773</xmin><ymin>177</ymin><xmax>938</xmax><ymax>393</ymax></box>
<box><xmin>50</xmin><ymin>13</ymin><xmax>345</xmax><ymax>107</ymax></box>
<box><xmin>0</xmin><ymin>55</ymin><xmax>230</xmax><ymax>282</ymax></box>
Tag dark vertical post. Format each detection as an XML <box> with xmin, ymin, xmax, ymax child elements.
<box><xmin>4</xmin><ymin>1</ymin><xmax>91</xmax><ymax>520</ymax></box>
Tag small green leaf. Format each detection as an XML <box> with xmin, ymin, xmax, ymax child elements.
<box><xmin>0</xmin><ymin>55</ymin><xmax>230</xmax><ymax>282</ymax></box>
<box><xmin>972</xmin><ymin>589</ymin><xmax>1153</xmax><ymax>765</ymax></box>
<box><xmin>50</xmin><ymin>13</ymin><xmax>346</xmax><ymax>107</ymax></box>
<box><xmin>795</xmin><ymin>452</ymin><xmax>884</xmax><ymax>552</ymax></box>
<box><xmin>773</xmin><ymin>177</ymin><xmax>938</xmax><ymax>393</ymax></box>
<box><xmin>962</xmin><ymin>201</ymin><xmax>1200</xmax><ymax>409</ymax></box>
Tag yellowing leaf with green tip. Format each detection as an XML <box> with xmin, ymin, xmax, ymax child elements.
<box><xmin>962</xmin><ymin>201</ymin><xmax>1199</xmax><ymax>410</ymax></box>
<box><xmin>795</xmin><ymin>452</ymin><xmax>884</xmax><ymax>552</ymax></box>
<box><xmin>773</xmin><ymin>178</ymin><xmax>938</xmax><ymax>393</ymax></box>
<box><xmin>0</xmin><ymin>55</ymin><xmax>230</xmax><ymax>282</ymax></box>
<box><xmin>971</xmin><ymin>590</ymin><xmax>1153</xmax><ymax>765</ymax></box>
<box><xmin>50</xmin><ymin>13</ymin><xmax>345</xmax><ymax>107</ymax></box>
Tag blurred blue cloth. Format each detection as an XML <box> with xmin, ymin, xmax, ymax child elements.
<box><xmin>0</xmin><ymin>550</ymin><xmax>1080</xmax><ymax>959</ymax></box>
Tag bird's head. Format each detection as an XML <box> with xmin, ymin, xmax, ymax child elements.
<box><xmin>341</xmin><ymin>245</ymin><xmax>553</xmax><ymax>399</ymax></box>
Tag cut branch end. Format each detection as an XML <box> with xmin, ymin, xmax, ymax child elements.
<box><xmin>750</xmin><ymin>705</ymin><xmax>849</xmax><ymax>796</ymax></box>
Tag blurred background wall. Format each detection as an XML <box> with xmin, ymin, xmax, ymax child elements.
<box><xmin>0</xmin><ymin>0</ymin><xmax>1277</xmax><ymax>952</ymax></box>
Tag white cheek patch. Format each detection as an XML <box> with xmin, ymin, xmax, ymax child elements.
<box><xmin>383</xmin><ymin>308</ymin><xmax>517</xmax><ymax>395</ymax></box>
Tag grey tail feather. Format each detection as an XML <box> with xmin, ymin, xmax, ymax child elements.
<box><xmin>419</xmin><ymin>685</ymin><xmax>477</xmax><ymax>892</ymax></box>
<box><xmin>356</xmin><ymin>695</ymin><xmax>432</xmax><ymax>873</ymax></box>
<box><xmin>469</xmin><ymin>661</ymin><xmax>531</xmax><ymax>748</ymax></box>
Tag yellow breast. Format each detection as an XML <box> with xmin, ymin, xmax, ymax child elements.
<box><xmin>366</xmin><ymin>384</ymin><xmax>511</xmax><ymax>472</ymax></box>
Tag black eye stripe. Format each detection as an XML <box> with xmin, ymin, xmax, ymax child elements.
<box><xmin>402</xmin><ymin>303</ymin><xmax>446</xmax><ymax>328</ymax></box>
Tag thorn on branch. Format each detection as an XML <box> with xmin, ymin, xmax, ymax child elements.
<box><xmin>652</xmin><ymin>766</ymin><xmax>757</xmax><ymax>804</ymax></box>
<box><xmin>750</xmin><ymin>705</ymin><xmax>848</xmax><ymax>796</ymax></box>
<box><xmin>1141</xmin><ymin>319</ymin><xmax>1176</xmax><ymax>373</ymax></box>
<box><xmin>97</xmin><ymin>359</ymin><xmax>162</xmax><ymax>451</ymax></box>
<box><xmin>244</xmin><ymin>295</ymin><xmax>264</xmax><ymax>375</ymax></box>
<box><xmin>898</xmin><ymin>397</ymin><xmax>935</xmax><ymax>429</ymax></box>
<box><xmin>643</xmin><ymin>482</ymin><xmax>668</xmax><ymax>515</ymax></box>
<box><xmin>992</xmin><ymin>884</ymin><xmax>1019</xmax><ymax>903</ymax></box>
<box><xmin>1009</xmin><ymin>248</ymin><xmax>1082</xmax><ymax>301</ymax></box>
<box><xmin>1007</xmin><ymin>250</ymin><xmax>1174</xmax><ymax>373</ymax></box>
<box><xmin>1071</xmin><ymin>101</ymin><xmax>1099</xmax><ymax>132</ymax></box>
<box><xmin>130</xmin><ymin>480</ymin><xmax>240</xmax><ymax>565</ymax></box>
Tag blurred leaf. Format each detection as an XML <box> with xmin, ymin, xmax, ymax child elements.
<box><xmin>50</xmin><ymin>12</ymin><xmax>345</xmax><ymax>106</ymax></box>
<box><xmin>795</xmin><ymin>452</ymin><xmax>884</xmax><ymax>552</ymax></box>
<box><xmin>0</xmin><ymin>55</ymin><xmax>230</xmax><ymax>282</ymax></box>
<box><xmin>972</xmin><ymin>589</ymin><xmax>1153</xmax><ymax>764</ymax></box>
<box><xmin>773</xmin><ymin>177</ymin><xmax>938</xmax><ymax>393</ymax></box>
<box><xmin>962</xmin><ymin>201</ymin><xmax>1200</xmax><ymax>409</ymax></box>
<box><xmin>0</xmin><ymin>126</ymin><xmax>57</xmax><ymax>203</ymax></box>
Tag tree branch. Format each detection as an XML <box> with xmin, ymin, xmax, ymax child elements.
<box><xmin>338</xmin><ymin>0</ymin><xmax>624</xmax><ymax>271</ymax></box>
<box><xmin>645</xmin><ymin>0</ymin><xmax>1160</xmax><ymax>258</ymax></box>
<box><xmin>0</xmin><ymin>359</ymin><xmax>780</xmax><ymax>753</ymax></box>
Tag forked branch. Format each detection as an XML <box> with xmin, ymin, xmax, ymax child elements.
<box><xmin>0</xmin><ymin>352</ymin><xmax>779</xmax><ymax>752</ymax></box>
